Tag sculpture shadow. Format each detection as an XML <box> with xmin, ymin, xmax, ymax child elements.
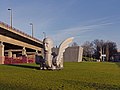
<box><xmin>5</xmin><ymin>64</ymin><xmax>40</xmax><ymax>70</ymax></box>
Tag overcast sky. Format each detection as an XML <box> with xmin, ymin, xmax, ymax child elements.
<box><xmin>0</xmin><ymin>0</ymin><xmax>120</xmax><ymax>48</ymax></box>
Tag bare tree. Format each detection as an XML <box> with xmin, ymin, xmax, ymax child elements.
<box><xmin>92</xmin><ymin>39</ymin><xmax>105</xmax><ymax>60</ymax></box>
<box><xmin>71</xmin><ymin>42</ymin><xmax>78</xmax><ymax>47</ymax></box>
<box><xmin>92</xmin><ymin>39</ymin><xmax>117</xmax><ymax>61</ymax></box>
<box><xmin>105</xmin><ymin>41</ymin><xmax>117</xmax><ymax>61</ymax></box>
<box><xmin>81</xmin><ymin>41</ymin><xmax>94</xmax><ymax>57</ymax></box>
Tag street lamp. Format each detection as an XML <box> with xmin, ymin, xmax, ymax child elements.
<box><xmin>43</xmin><ymin>32</ymin><xmax>46</xmax><ymax>38</ymax></box>
<box><xmin>8</xmin><ymin>8</ymin><xmax>12</xmax><ymax>28</ymax></box>
<box><xmin>30</xmin><ymin>23</ymin><xmax>34</xmax><ymax>37</ymax></box>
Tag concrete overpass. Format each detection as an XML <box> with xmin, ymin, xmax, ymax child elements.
<box><xmin>0</xmin><ymin>21</ymin><xmax>43</xmax><ymax>64</ymax></box>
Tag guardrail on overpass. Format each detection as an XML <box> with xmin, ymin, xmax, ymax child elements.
<box><xmin>0</xmin><ymin>21</ymin><xmax>42</xmax><ymax>43</ymax></box>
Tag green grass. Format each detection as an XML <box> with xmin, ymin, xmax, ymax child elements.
<box><xmin>0</xmin><ymin>62</ymin><xmax>120</xmax><ymax>90</ymax></box>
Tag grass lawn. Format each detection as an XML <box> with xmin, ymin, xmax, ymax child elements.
<box><xmin>0</xmin><ymin>62</ymin><xmax>120</xmax><ymax>90</ymax></box>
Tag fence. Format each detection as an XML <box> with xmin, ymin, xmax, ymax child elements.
<box><xmin>2</xmin><ymin>56</ymin><xmax>35</xmax><ymax>64</ymax></box>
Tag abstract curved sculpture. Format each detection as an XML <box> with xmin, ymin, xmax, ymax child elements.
<box><xmin>42</xmin><ymin>37</ymin><xmax>74</xmax><ymax>70</ymax></box>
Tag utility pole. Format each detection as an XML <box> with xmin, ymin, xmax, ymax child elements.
<box><xmin>8</xmin><ymin>8</ymin><xmax>13</xmax><ymax>28</ymax></box>
<box><xmin>99</xmin><ymin>47</ymin><xmax>102</xmax><ymax>61</ymax></box>
<box><xmin>30</xmin><ymin>23</ymin><xmax>34</xmax><ymax>37</ymax></box>
<box><xmin>106</xmin><ymin>44</ymin><xmax>109</xmax><ymax>62</ymax></box>
<box><xmin>43</xmin><ymin>32</ymin><xmax>46</xmax><ymax>38</ymax></box>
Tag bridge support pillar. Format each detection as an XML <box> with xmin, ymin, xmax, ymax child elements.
<box><xmin>0</xmin><ymin>42</ymin><xmax>4</xmax><ymax>64</ymax></box>
<box><xmin>22</xmin><ymin>47</ymin><xmax>28</xmax><ymax>63</ymax></box>
<box><xmin>35</xmin><ymin>50</ymin><xmax>38</xmax><ymax>55</ymax></box>
<box><xmin>8</xmin><ymin>50</ymin><xmax>12</xmax><ymax>58</ymax></box>
<box><xmin>13</xmin><ymin>54</ymin><xmax>16</xmax><ymax>59</ymax></box>
<box><xmin>22</xmin><ymin>47</ymin><xmax>27</xmax><ymax>56</ymax></box>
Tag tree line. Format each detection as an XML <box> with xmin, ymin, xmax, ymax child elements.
<box><xmin>73</xmin><ymin>39</ymin><xmax>118</xmax><ymax>61</ymax></box>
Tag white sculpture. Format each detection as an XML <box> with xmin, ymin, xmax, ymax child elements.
<box><xmin>42</xmin><ymin>37</ymin><xmax>74</xmax><ymax>70</ymax></box>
